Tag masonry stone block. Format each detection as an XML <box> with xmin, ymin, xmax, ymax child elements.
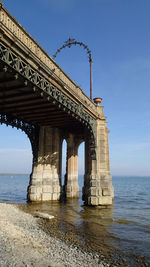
<box><xmin>102</xmin><ymin>188</ymin><xmax>111</xmax><ymax>196</ymax></box>
<box><xmin>52</xmin><ymin>193</ymin><xmax>58</xmax><ymax>200</ymax></box>
<box><xmin>90</xmin><ymin>180</ymin><xmax>97</xmax><ymax>187</ymax></box>
<box><xmin>42</xmin><ymin>193</ymin><xmax>52</xmax><ymax>201</ymax></box>
<box><xmin>88</xmin><ymin>196</ymin><xmax>98</xmax><ymax>206</ymax></box>
<box><xmin>29</xmin><ymin>193</ymin><xmax>42</xmax><ymax>202</ymax></box>
<box><xmin>42</xmin><ymin>185</ymin><xmax>53</xmax><ymax>193</ymax></box>
<box><xmin>89</xmin><ymin>187</ymin><xmax>97</xmax><ymax>196</ymax></box>
<box><xmin>98</xmin><ymin>196</ymin><xmax>112</xmax><ymax>205</ymax></box>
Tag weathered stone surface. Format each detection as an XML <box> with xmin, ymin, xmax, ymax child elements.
<box><xmin>98</xmin><ymin>196</ymin><xmax>113</xmax><ymax>205</ymax></box>
<box><xmin>27</xmin><ymin>119</ymin><xmax>114</xmax><ymax>206</ymax></box>
<box><xmin>88</xmin><ymin>196</ymin><xmax>98</xmax><ymax>206</ymax></box>
<box><xmin>64</xmin><ymin>134</ymin><xmax>82</xmax><ymax>198</ymax></box>
<box><xmin>28</xmin><ymin>126</ymin><xmax>61</xmax><ymax>202</ymax></box>
<box><xmin>83</xmin><ymin>119</ymin><xmax>114</xmax><ymax>206</ymax></box>
<box><xmin>102</xmin><ymin>188</ymin><xmax>111</xmax><ymax>196</ymax></box>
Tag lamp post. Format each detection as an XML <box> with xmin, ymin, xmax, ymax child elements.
<box><xmin>90</xmin><ymin>58</ymin><xmax>92</xmax><ymax>100</ymax></box>
<box><xmin>53</xmin><ymin>38</ymin><xmax>93</xmax><ymax>100</ymax></box>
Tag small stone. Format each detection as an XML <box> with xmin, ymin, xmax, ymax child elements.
<box><xmin>35</xmin><ymin>212</ymin><xmax>54</xmax><ymax>219</ymax></box>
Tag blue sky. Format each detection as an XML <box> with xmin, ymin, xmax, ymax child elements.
<box><xmin>0</xmin><ymin>0</ymin><xmax>150</xmax><ymax>176</ymax></box>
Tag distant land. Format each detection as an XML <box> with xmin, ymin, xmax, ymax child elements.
<box><xmin>0</xmin><ymin>173</ymin><xmax>29</xmax><ymax>176</ymax></box>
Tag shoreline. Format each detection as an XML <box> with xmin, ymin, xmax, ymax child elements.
<box><xmin>0</xmin><ymin>203</ymin><xmax>149</xmax><ymax>267</ymax></box>
<box><xmin>0</xmin><ymin>203</ymin><xmax>111</xmax><ymax>267</ymax></box>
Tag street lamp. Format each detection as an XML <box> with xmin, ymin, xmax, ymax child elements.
<box><xmin>53</xmin><ymin>38</ymin><xmax>93</xmax><ymax>100</ymax></box>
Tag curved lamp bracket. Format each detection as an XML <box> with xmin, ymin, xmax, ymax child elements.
<box><xmin>53</xmin><ymin>38</ymin><xmax>93</xmax><ymax>100</ymax></box>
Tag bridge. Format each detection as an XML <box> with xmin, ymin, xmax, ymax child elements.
<box><xmin>0</xmin><ymin>2</ymin><xmax>114</xmax><ymax>206</ymax></box>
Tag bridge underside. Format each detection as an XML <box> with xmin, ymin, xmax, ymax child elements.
<box><xmin>0</xmin><ymin>69</ymin><xmax>85</xmax><ymax>135</ymax></box>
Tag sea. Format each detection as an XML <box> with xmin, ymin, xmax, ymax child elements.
<box><xmin>0</xmin><ymin>174</ymin><xmax>150</xmax><ymax>263</ymax></box>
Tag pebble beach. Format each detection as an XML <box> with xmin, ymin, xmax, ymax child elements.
<box><xmin>0</xmin><ymin>203</ymin><xmax>109</xmax><ymax>267</ymax></box>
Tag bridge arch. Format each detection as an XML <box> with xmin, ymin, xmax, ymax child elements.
<box><xmin>0</xmin><ymin>123</ymin><xmax>33</xmax><ymax>174</ymax></box>
<box><xmin>0</xmin><ymin>120</ymin><xmax>33</xmax><ymax>201</ymax></box>
<box><xmin>0</xmin><ymin>113</ymin><xmax>39</xmax><ymax>163</ymax></box>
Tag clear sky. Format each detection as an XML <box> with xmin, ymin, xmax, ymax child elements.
<box><xmin>0</xmin><ymin>0</ymin><xmax>150</xmax><ymax>176</ymax></box>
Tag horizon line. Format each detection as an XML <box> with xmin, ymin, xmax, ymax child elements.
<box><xmin>0</xmin><ymin>173</ymin><xmax>150</xmax><ymax>178</ymax></box>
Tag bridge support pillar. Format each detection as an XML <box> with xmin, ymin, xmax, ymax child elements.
<box><xmin>65</xmin><ymin>134</ymin><xmax>80</xmax><ymax>198</ymax></box>
<box><xmin>28</xmin><ymin>126</ymin><xmax>62</xmax><ymax>202</ymax></box>
<box><xmin>83</xmin><ymin>120</ymin><xmax>114</xmax><ymax>206</ymax></box>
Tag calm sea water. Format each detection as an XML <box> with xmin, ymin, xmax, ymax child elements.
<box><xmin>0</xmin><ymin>175</ymin><xmax>150</xmax><ymax>262</ymax></box>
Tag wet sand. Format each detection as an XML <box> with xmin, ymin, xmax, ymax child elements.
<box><xmin>0</xmin><ymin>202</ymin><xmax>149</xmax><ymax>267</ymax></box>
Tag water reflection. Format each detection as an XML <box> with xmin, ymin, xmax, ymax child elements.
<box><xmin>20</xmin><ymin>198</ymin><xmax>115</xmax><ymax>254</ymax></box>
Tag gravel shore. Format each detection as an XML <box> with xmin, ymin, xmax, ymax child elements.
<box><xmin>0</xmin><ymin>203</ymin><xmax>108</xmax><ymax>267</ymax></box>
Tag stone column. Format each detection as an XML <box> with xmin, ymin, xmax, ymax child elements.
<box><xmin>28</xmin><ymin>126</ymin><xmax>62</xmax><ymax>202</ymax></box>
<box><xmin>83</xmin><ymin>117</ymin><xmax>114</xmax><ymax>206</ymax></box>
<box><xmin>65</xmin><ymin>134</ymin><xmax>80</xmax><ymax>198</ymax></box>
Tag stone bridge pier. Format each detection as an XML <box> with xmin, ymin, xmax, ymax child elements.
<box><xmin>28</xmin><ymin>126</ymin><xmax>62</xmax><ymax>202</ymax></box>
<box><xmin>83</xmin><ymin>120</ymin><xmax>114</xmax><ymax>206</ymax></box>
<box><xmin>28</xmin><ymin>127</ymin><xmax>82</xmax><ymax>202</ymax></box>
<box><xmin>28</xmin><ymin>117</ymin><xmax>114</xmax><ymax>206</ymax></box>
<box><xmin>64</xmin><ymin>134</ymin><xmax>83</xmax><ymax>199</ymax></box>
